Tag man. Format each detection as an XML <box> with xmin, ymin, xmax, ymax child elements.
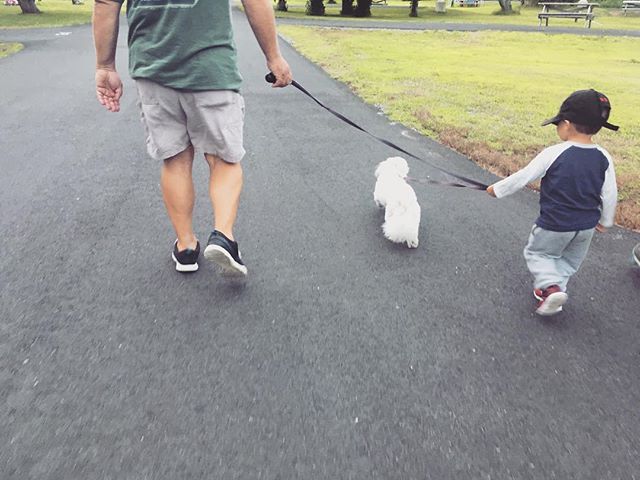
<box><xmin>93</xmin><ymin>0</ymin><xmax>292</xmax><ymax>276</ymax></box>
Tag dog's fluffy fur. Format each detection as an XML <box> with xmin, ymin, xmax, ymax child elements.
<box><xmin>374</xmin><ymin>157</ymin><xmax>421</xmax><ymax>248</ymax></box>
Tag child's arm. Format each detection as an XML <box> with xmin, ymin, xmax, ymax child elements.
<box><xmin>597</xmin><ymin>156</ymin><xmax>618</xmax><ymax>231</ymax></box>
<box><xmin>487</xmin><ymin>147</ymin><xmax>556</xmax><ymax>199</ymax></box>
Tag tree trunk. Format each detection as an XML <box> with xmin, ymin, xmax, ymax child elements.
<box><xmin>17</xmin><ymin>0</ymin><xmax>41</xmax><ymax>14</ymax></box>
<box><xmin>276</xmin><ymin>0</ymin><xmax>288</xmax><ymax>11</ymax></box>
<box><xmin>497</xmin><ymin>0</ymin><xmax>513</xmax><ymax>12</ymax></box>
<box><xmin>354</xmin><ymin>0</ymin><xmax>371</xmax><ymax>16</ymax></box>
<box><xmin>410</xmin><ymin>0</ymin><xmax>419</xmax><ymax>16</ymax></box>
<box><xmin>306</xmin><ymin>0</ymin><xmax>325</xmax><ymax>15</ymax></box>
<box><xmin>341</xmin><ymin>0</ymin><xmax>355</xmax><ymax>14</ymax></box>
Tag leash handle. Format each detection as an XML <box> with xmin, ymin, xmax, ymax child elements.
<box><xmin>264</xmin><ymin>72</ymin><xmax>489</xmax><ymax>191</ymax></box>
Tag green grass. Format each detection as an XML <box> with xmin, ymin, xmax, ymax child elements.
<box><xmin>0</xmin><ymin>41</ymin><xmax>23</xmax><ymax>58</ymax></box>
<box><xmin>278</xmin><ymin>26</ymin><xmax>640</xmax><ymax>229</ymax></box>
<box><xmin>0</xmin><ymin>0</ymin><xmax>94</xmax><ymax>29</ymax></box>
<box><xmin>276</xmin><ymin>1</ymin><xmax>640</xmax><ymax>31</ymax></box>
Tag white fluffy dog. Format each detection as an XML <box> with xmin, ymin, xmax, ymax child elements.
<box><xmin>374</xmin><ymin>156</ymin><xmax>421</xmax><ymax>248</ymax></box>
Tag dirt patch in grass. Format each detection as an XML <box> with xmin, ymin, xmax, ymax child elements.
<box><xmin>439</xmin><ymin>125</ymin><xmax>522</xmax><ymax>176</ymax></box>
<box><xmin>617</xmin><ymin>201</ymin><xmax>640</xmax><ymax>231</ymax></box>
<box><xmin>279</xmin><ymin>26</ymin><xmax>640</xmax><ymax>231</ymax></box>
<box><xmin>0</xmin><ymin>42</ymin><xmax>23</xmax><ymax>59</ymax></box>
<box><xmin>436</xmin><ymin>124</ymin><xmax>640</xmax><ymax>231</ymax></box>
<box><xmin>417</xmin><ymin>103</ymin><xmax>538</xmax><ymax>180</ymax></box>
<box><xmin>613</xmin><ymin>170</ymin><xmax>640</xmax><ymax>231</ymax></box>
<box><xmin>419</xmin><ymin>107</ymin><xmax>640</xmax><ymax>231</ymax></box>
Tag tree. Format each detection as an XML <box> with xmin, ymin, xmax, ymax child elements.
<box><xmin>306</xmin><ymin>0</ymin><xmax>325</xmax><ymax>15</ymax></box>
<box><xmin>410</xmin><ymin>0</ymin><xmax>419</xmax><ymax>16</ymax></box>
<box><xmin>497</xmin><ymin>0</ymin><xmax>514</xmax><ymax>13</ymax></box>
<box><xmin>341</xmin><ymin>0</ymin><xmax>355</xmax><ymax>14</ymax></box>
<box><xmin>17</xmin><ymin>0</ymin><xmax>40</xmax><ymax>14</ymax></box>
<box><xmin>353</xmin><ymin>0</ymin><xmax>372</xmax><ymax>16</ymax></box>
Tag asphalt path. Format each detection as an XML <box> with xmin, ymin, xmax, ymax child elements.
<box><xmin>1</xmin><ymin>10</ymin><xmax>640</xmax><ymax>480</ymax></box>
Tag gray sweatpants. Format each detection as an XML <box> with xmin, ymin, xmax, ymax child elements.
<box><xmin>523</xmin><ymin>225</ymin><xmax>595</xmax><ymax>292</ymax></box>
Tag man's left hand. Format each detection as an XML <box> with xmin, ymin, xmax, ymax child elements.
<box><xmin>95</xmin><ymin>68</ymin><xmax>123</xmax><ymax>113</ymax></box>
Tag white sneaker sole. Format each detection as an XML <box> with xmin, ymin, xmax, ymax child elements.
<box><xmin>204</xmin><ymin>245</ymin><xmax>248</xmax><ymax>277</ymax></box>
<box><xmin>533</xmin><ymin>290</ymin><xmax>563</xmax><ymax>311</ymax></box>
<box><xmin>536</xmin><ymin>292</ymin><xmax>568</xmax><ymax>316</ymax></box>
<box><xmin>172</xmin><ymin>253</ymin><xmax>198</xmax><ymax>273</ymax></box>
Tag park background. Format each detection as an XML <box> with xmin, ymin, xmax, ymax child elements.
<box><xmin>1</xmin><ymin>0</ymin><xmax>638</xmax><ymax>229</ymax></box>
<box><xmin>2</xmin><ymin>3</ymin><xmax>640</xmax><ymax>479</ymax></box>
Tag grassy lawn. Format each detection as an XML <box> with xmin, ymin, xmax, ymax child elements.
<box><xmin>0</xmin><ymin>41</ymin><xmax>22</xmax><ymax>58</ymax></box>
<box><xmin>276</xmin><ymin>1</ymin><xmax>640</xmax><ymax>31</ymax></box>
<box><xmin>278</xmin><ymin>26</ymin><xmax>640</xmax><ymax>229</ymax></box>
<box><xmin>0</xmin><ymin>0</ymin><xmax>93</xmax><ymax>29</ymax></box>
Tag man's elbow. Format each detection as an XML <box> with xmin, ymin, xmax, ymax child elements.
<box><xmin>94</xmin><ymin>0</ymin><xmax>123</xmax><ymax>12</ymax></box>
<box><xmin>94</xmin><ymin>0</ymin><xmax>122</xmax><ymax>21</ymax></box>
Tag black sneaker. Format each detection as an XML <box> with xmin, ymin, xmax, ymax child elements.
<box><xmin>171</xmin><ymin>240</ymin><xmax>200</xmax><ymax>273</ymax></box>
<box><xmin>203</xmin><ymin>230</ymin><xmax>247</xmax><ymax>276</ymax></box>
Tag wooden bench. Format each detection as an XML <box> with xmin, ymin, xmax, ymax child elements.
<box><xmin>622</xmin><ymin>0</ymin><xmax>640</xmax><ymax>14</ymax></box>
<box><xmin>538</xmin><ymin>2</ymin><xmax>598</xmax><ymax>28</ymax></box>
<box><xmin>456</xmin><ymin>0</ymin><xmax>479</xmax><ymax>6</ymax></box>
<box><xmin>449</xmin><ymin>0</ymin><xmax>479</xmax><ymax>6</ymax></box>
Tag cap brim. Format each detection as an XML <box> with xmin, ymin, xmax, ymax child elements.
<box><xmin>603</xmin><ymin>121</ymin><xmax>619</xmax><ymax>131</ymax></box>
<box><xmin>541</xmin><ymin>115</ymin><xmax>562</xmax><ymax>127</ymax></box>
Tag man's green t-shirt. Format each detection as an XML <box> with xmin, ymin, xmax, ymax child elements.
<box><xmin>122</xmin><ymin>0</ymin><xmax>242</xmax><ymax>91</ymax></box>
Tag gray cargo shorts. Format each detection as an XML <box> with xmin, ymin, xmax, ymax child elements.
<box><xmin>134</xmin><ymin>78</ymin><xmax>245</xmax><ymax>163</ymax></box>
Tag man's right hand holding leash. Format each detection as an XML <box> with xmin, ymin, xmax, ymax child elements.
<box><xmin>267</xmin><ymin>55</ymin><xmax>292</xmax><ymax>88</ymax></box>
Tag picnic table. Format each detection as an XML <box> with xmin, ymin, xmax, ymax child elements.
<box><xmin>450</xmin><ymin>0</ymin><xmax>479</xmax><ymax>6</ymax></box>
<box><xmin>538</xmin><ymin>2</ymin><xmax>598</xmax><ymax>28</ymax></box>
<box><xmin>622</xmin><ymin>0</ymin><xmax>640</xmax><ymax>14</ymax></box>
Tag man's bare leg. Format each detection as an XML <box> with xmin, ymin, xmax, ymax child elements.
<box><xmin>205</xmin><ymin>153</ymin><xmax>243</xmax><ymax>240</ymax></box>
<box><xmin>161</xmin><ymin>145</ymin><xmax>198</xmax><ymax>250</ymax></box>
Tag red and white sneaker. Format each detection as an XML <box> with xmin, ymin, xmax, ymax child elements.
<box><xmin>535</xmin><ymin>285</ymin><xmax>568</xmax><ymax>316</ymax></box>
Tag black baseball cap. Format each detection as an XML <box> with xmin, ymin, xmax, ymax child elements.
<box><xmin>541</xmin><ymin>89</ymin><xmax>619</xmax><ymax>131</ymax></box>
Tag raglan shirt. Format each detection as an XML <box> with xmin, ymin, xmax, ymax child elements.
<box><xmin>493</xmin><ymin>142</ymin><xmax>617</xmax><ymax>232</ymax></box>
<box><xmin>116</xmin><ymin>0</ymin><xmax>242</xmax><ymax>91</ymax></box>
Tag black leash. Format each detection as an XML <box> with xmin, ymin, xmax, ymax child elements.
<box><xmin>266</xmin><ymin>73</ymin><xmax>489</xmax><ymax>191</ymax></box>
